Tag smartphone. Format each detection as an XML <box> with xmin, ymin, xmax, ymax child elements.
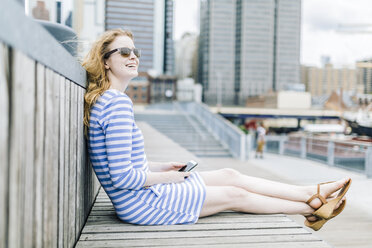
<box><xmin>179</xmin><ymin>160</ymin><xmax>198</xmax><ymax>172</ymax></box>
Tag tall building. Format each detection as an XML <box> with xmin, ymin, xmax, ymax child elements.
<box><xmin>199</xmin><ymin>0</ymin><xmax>301</xmax><ymax>105</ymax></box>
<box><xmin>105</xmin><ymin>0</ymin><xmax>174</xmax><ymax>75</ymax></box>
<box><xmin>175</xmin><ymin>32</ymin><xmax>198</xmax><ymax>79</ymax></box>
<box><xmin>301</xmin><ymin>64</ymin><xmax>359</xmax><ymax>97</ymax></box>
<box><xmin>199</xmin><ymin>0</ymin><xmax>236</xmax><ymax>105</ymax></box>
<box><xmin>356</xmin><ymin>60</ymin><xmax>372</xmax><ymax>94</ymax></box>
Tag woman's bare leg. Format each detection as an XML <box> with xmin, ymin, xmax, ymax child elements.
<box><xmin>199</xmin><ymin>169</ymin><xmax>350</xmax><ymax>209</ymax></box>
<box><xmin>199</xmin><ymin>185</ymin><xmax>314</xmax><ymax>218</ymax></box>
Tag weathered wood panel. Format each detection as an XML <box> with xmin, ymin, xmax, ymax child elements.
<box><xmin>69</xmin><ymin>82</ymin><xmax>77</xmax><ymax>247</ymax></box>
<box><xmin>76</xmin><ymin>84</ymin><xmax>83</xmax><ymax>241</ymax></box>
<box><xmin>1</xmin><ymin>44</ymin><xmax>99</xmax><ymax>247</ymax></box>
<box><xmin>43</xmin><ymin>67</ymin><xmax>59</xmax><ymax>248</ymax></box>
<box><xmin>63</xmin><ymin>81</ymin><xmax>71</xmax><ymax>247</ymax></box>
<box><xmin>8</xmin><ymin>50</ymin><xmax>35</xmax><ymax>247</ymax></box>
<box><xmin>34</xmin><ymin>62</ymin><xmax>46</xmax><ymax>248</ymax></box>
<box><xmin>76</xmin><ymin>240</ymin><xmax>330</xmax><ymax>248</ymax></box>
<box><xmin>0</xmin><ymin>43</ymin><xmax>9</xmax><ymax>248</ymax></box>
<box><xmin>58</xmin><ymin>74</ymin><xmax>66</xmax><ymax>248</ymax></box>
<box><xmin>21</xmin><ymin>48</ymin><xmax>36</xmax><ymax>248</ymax></box>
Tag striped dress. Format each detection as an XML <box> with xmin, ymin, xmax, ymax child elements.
<box><xmin>88</xmin><ymin>89</ymin><xmax>206</xmax><ymax>225</ymax></box>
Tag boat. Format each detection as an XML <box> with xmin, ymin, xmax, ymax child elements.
<box><xmin>343</xmin><ymin>109</ymin><xmax>372</xmax><ymax>137</ymax></box>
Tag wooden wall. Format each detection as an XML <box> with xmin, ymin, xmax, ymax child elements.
<box><xmin>0</xmin><ymin>43</ymin><xmax>100</xmax><ymax>247</ymax></box>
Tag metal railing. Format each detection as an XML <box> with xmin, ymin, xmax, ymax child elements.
<box><xmin>178</xmin><ymin>102</ymin><xmax>372</xmax><ymax>177</ymax></box>
<box><xmin>264</xmin><ymin>135</ymin><xmax>372</xmax><ymax>178</ymax></box>
<box><xmin>184</xmin><ymin>102</ymin><xmax>247</xmax><ymax>160</ymax></box>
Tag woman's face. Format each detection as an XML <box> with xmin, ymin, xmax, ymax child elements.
<box><xmin>104</xmin><ymin>35</ymin><xmax>139</xmax><ymax>82</ymax></box>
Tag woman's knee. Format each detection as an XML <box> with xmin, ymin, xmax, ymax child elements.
<box><xmin>220</xmin><ymin>168</ymin><xmax>241</xmax><ymax>179</ymax></box>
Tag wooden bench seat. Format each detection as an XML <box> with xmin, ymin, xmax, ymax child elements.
<box><xmin>76</xmin><ymin>188</ymin><xmax>330</xmax><ymax>248</ymax></box>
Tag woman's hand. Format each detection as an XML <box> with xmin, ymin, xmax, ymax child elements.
<box><xmin>148</xmin><ymin>161</ymin><xmax>186</xmax><ymax>172</ymax></box>
<box><xmin>161</xmin><ymin>161</ymin><xmax>186</xmax><ymax>172</ymax></box>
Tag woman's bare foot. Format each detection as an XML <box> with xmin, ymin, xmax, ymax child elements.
<box><xmin>306</xmin><ymin>178</ymin><xmax>350</xmax><ymax>210</ymax></box>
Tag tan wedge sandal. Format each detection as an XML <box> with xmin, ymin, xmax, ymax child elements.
<box><xmin>312</xmin><ymin>179</ymin><xmax>351</xmax><ymax>220</ymax></box>
<box><xmin>304</xmin><ymin>199</ymin><xmax>347</xmax><ymax>231</ymax></box>
<box><xmin>304</xmin><ymin>179</ymin><xmax>351</xmax><ymax>231</ymax></box>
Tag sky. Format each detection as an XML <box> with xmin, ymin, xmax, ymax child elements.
<box><xmin>174</xmin><ymin>0</ymin><xmax>372</xmax><ymax>68</ymax></box>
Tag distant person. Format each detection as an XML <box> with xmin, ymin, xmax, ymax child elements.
<box><xmin>83</xmin><ymin>29</ymin><xmax>351</xmax><ymax>231</ymax></box>
<box><xmin>32</xmin><ymin>1</ymin><xmax>50</xmax><ymax>21</ymax></box>
<box><xmin>255</xmin><ymin>122</ymin><xmax>266</xmax><ymax>158</ymax></box>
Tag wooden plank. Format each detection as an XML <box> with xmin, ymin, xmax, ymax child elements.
<box><xmin>80</xmin><ymin>222</ymin><xmax>301</xmax><ymax>240</ymax></box>
<box><xmin>76</xmin><ymin>84</ymin><xmax>83</xmax><ymax>240</ymax></box>
<box><xmin>87</xmin><ymin>212</ymin><xmax>291</xmax><ymax>224</ymax></box>
<box><xmin>52</xmin><ymin>72</ymin><xmax>60</xmax><ymax>247</ymax></box>
<box><xmin>20</xmin><ymin>49</ymin><xmax>36</xmax><ymax>248</ymax></box>
<box><xmin>8</xmin><ymin>49</ymin><xmax>35</xmax><ymax>248</ymax></box>
<box><xmin>0</xmin><ymin>42</ymin><xmax>9</xmax><ymax>248</ymax></box>
<box><xmin>78</xmin><ymin>233</ymin><xmax>321</xmax><ymax>246</ymax></box>
<box><xmin>34</xmin><ymin>63</ymin><xmax>46</xmax><ymax>248</ymax></box>
<box><xmin>83</xmin><ymin>222</ymin><xmax>302</xmax><ymax>233</ymax></box>
<box><xmin>68</xmin><ymin>82</ymin><xmax>77</xmax><ymax>247</ymax></box>
<box><xmin>76</xmin><ymin>240</ymin><xmax>330</xmax><ymax>248</ymax></box>
<box><xmin>63</xmin><ymin>81</ymin><xmax>71</xmax><ymax>247</ymax></box>
<box><xmin>58</xmin><ymin>74</ymin><xmax>66</xmax><ymax>248</ymax></box>
<box><xmin>43</xmin><ymin>68</ymin><xmax>59</xmax><ymax>248</ymax></box>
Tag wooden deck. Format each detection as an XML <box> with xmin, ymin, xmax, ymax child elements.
<box><xmin>76</xmin><ymin>189</ymin><xmax>329</xmax><ymax>248</ymax></box>
<box><xmin>75</xmin><ymin>121</ymin><xmax>331</xmax><ymax>248</ymax></box>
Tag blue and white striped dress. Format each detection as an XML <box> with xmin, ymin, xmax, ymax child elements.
<box><xmin>88</xmin><ymin>89</ymin><xmax>206</xmax><ymax>225</ymax></box>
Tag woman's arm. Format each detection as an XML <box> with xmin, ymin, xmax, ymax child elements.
<box><xmin>148</xmin><ymin>161</ymin><xmax>185</xmax><ymax>172</ymax></box>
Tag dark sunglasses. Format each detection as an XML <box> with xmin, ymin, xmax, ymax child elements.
<box><xmin>104</xmin><ymin>47</ymin><xmax>141</xmax><ymax>59</ymax></box>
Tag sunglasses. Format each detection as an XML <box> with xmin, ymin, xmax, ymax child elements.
<box><xmin>104</xmin><ymin>47</ymin><xmax>141</xmax><ymax>59</ymax></box>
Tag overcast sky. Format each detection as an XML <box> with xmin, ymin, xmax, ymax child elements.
<box><xmin>174</xmin><ymin>0</ymin><xmax>372</xmax><ymax>68</ymax></box>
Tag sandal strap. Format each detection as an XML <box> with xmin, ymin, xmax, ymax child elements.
<box><xmin>306</xmin><ymin>182</ymin><xmax>333</xmax><ymax>205</ymax></box>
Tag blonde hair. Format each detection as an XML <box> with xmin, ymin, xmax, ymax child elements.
<box><xmin>82</xmin><ymin>29</ymin><xmax>134</xmax><ymax>132</ymax></box>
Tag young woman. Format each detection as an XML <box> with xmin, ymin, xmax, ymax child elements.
<box><xmin>83</xmin><ymin>29</ymin><xmax>351</xmax><ymax>230</ymax></box>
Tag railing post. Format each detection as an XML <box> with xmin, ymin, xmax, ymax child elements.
<box><xmin>365</xmin><ymin>146</ymin><xmax>372</xmax><ymax>178</ymax></box>
<box><xmin>246</xmin><ymin>133</ymin><xmax>253</xmax><ymax>160</ymax></box>
<box><xmin>279</xmin><ymin>136</ymin><xmax>285</xmax><ymax>155</ymax></box>
<box><xmin>301</xmin><ymin>137</ymin><xmax>306</xmax><ymax>159</ymax></box>
<box><xmin>327</xmin><ymin>141</ymin><xmax>335</xmax><ymax>166</ymax></box>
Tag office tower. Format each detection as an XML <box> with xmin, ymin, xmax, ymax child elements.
<box><xmin>164</xmin><ymin>0</ymin><xmax>175</xmax><ymax>75</ymax></box>
<box><xmin>274</xmin><ymin>0</ymin><xmax>301</xmax><ymax>91</ymax></box>
<box><xmin>175</xmin><ymin>33</ymin><xmax>198</xmax><ymax>79</ymax></box>
<box><xmin>238</xmin><ymin>0</ymin><xmax>275</xmax><ymax>104</ymax></box>
<box><xmin>199</xmin><ymin>0</ymin><xmax>236</xmax><ymax>105</ymax></box>
<box><xmin>302</xmin><ymin>64</ymin><xmax>358</xmax><ymax>97</ymax></box>
<box><xmin>356</xmin><ymin>60</ymin><xmax>372</xmax><ymax>94</ymax></box>
<box><xmin>105</xmin><ymin>0</ymin><xmax>174</xmax><ymax>75</ymax></box>
<box><xmin>199</xmin><ymin>0</ymin><xmax>301</xmax><ymax>105</ymax></box>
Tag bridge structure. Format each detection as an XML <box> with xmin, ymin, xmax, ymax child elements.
<box><xmin>210</xmin><ymin>106</ymin><xmax>341</xmax><ymax>127</ymax></box>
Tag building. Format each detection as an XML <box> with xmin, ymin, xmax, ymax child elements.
<box><xmin>126</xmin><ymin>81</ymin><xmax>150</xmax><ymax>104</ymax></box>
<box><xmin>199</xmin><ymin>0</ymin><xmax>236</xmax><ymax>106</ymax></box>
<box><xmin>148</xmin><ymin>75</ymin><xmax>177</xmax><ymax>103</ymax></box>
<box><xmin>105</xmin><ymin>0</ymin><xmax>175</xmax><ymax>75</ymax></box>
<box><xmin>199</xmin><ymin>0</ymin><xmax>301</xmax><ymax>106</ymax></box>
<box><xmin>356</xmin><ymin>60</ymin><xmax>372</xmax><ymax>94</ymax></box>
<box><xmin>302</xmin><ymin>64</ymin><xmax>359</xmax><ymax>97</ymax></box>
<box><xmin>175</xmin><ymin>32</ymin><xmax>198</xmax><ymax>79</ymax></box>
